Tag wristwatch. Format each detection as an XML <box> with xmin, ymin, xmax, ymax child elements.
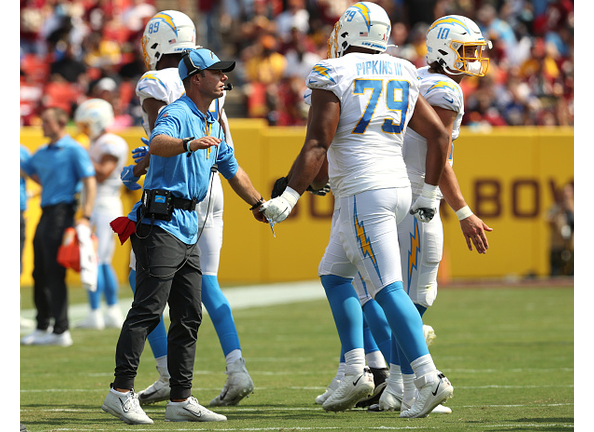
<box><xmin>182</xmin><ymin>136</ymin><xmax>195</xmax><ymax>156</ymax></box>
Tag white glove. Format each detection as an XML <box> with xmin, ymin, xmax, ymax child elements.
<box><xmin>410</xmin><ymin>183</ymin><xmax>439</xmax><ymax>223</ymax></box>
<box><xmin>260</xmin><ymin>186</ymin><xmax>300</xmax><ymax>224</ymax></box>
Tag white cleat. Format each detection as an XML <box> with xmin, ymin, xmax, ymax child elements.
<box><xmin>104</xmin><ymin>305</ymin><xmax>124</xmax><ymax>329</ymax></box>
<box><xmin>102</xmin><ymin>389</ymin><xmax>154</xmax><ymax>425</ymax></box>
<box><xmin>21</xmin><ymin>328</ymin><xmax>53</xmax><ymax>345</ymax></box>
<box><xmin>209</xmin><ymin>358</ymin><xmax>254</xmax><ymax>406</ymax></box>
<box><xmin>31</xmin><ymin>330</ymin><xmax>73</xmax><ymax>347</ymax></box>
<box><xmin>322</xmin><ymin>368</ymin><xmax>374</xmax><ymax>412</ymax></box>
<box><xmin>315</xmin><ymin>376</ymin><xmax>341</xmax><ymax>405</ymax></box>
<box><xmin>165</xmin><ymin>396</ymin><xmax>227</xmax><ymax>422</ymax></box>
<box><xmin>138</xmin><ymin>376</ymin><xmax>170</xmax><ymax>405</ymax></box>
<box><xmin>76</xmin><ymin>310</ymin><xmax>105</xmax><ymax>330</ymax></box>
<box><xmin>399</xmin><ymin>371</ymin><xmax>453</xmax><ymax>418</ymax></box>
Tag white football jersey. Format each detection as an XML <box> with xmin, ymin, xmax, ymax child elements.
<box><xmin>136</xmin><ymin>67</ymin><xmax>232</xmax><ymax>146</ymax></box>
<box><xmin>89</xmin><ymin>133</ymin><xmax>129</xmax><ymax>200</ymax></box>
<box><xmin>306</xmin><ymin>52</ymin><xmax>420</xmax><ymax>198</ymax></box>
<box><xmin>403</xmin><ymin>66</ymin><xmax>464</xmax><ymax>197</ymax></box>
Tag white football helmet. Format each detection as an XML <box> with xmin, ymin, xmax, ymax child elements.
<box><xmin>426</xmin><ymin>15</ymin><xmax>492</xmax><ymax>77</ymax></box>
<box><xmin>141</xmin><ymin>10</ymin><xmax>196</xmax><ymax>70</ymax></box>
<box><xmin>74</xmin><ymin>98</ymin><xmax>114</xmax><ymax>140</ymax></box>
<box><xmin>331</xmin><ymin>2</ymin><xmax>391</xmax><ymax>58</ymax></box>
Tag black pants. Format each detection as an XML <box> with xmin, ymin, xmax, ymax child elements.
<box><xmin>32</xmin><ymin>203</ymin><xmax>75</xmax><ymax>334</ymax></box>
<box><xmin>113</xmin><ymin>225</ymin><xmax>202</xmax><ymax>400</ymax></box>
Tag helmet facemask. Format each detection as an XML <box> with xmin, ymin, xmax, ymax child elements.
<box><xmin>449</xmin><ymin>40</ymin><xmax>491</xmax><ymax>77</ymax></box>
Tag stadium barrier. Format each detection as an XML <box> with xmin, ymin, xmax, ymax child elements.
<box><xmin>19</xmin><ymin>122</ymin><xmax>573</xmax><ymax>286</ymax></box>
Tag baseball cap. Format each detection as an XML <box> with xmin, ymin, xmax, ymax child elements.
<box><xmin>178</xmin><ymin>48</ymin><xmax>235</xmax><ymax>80</ymax></box>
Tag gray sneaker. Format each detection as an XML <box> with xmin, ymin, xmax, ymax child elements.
<box><xmin>165</xmin><ymin>396</ymin><xmax>227</xmax><ymax>422</ymax></box>
<box><xmin>138</xmin><ymin>376</ymin><xmax>170</xmax><ymax>405</ymax></box>
<box><xmin>209</xmin><ymin>358</ymin><xmax>254</xmax><ymax>406</ymax></box>
<box><xmin>101</xmin><ymin>389</ymin><xmax>154</xmax><ymax>425</ymax></box>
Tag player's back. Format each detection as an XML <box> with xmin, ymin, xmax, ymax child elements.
<box><xmin>306</xmin><ymin>52</ymin><xmax>420</xmax><ymax>198</ymax></box>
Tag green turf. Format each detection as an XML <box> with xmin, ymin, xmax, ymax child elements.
<box><xmin>20</xmin><ymin>285</ymin><xmax>574</xmax><ymax>431</ymax></box>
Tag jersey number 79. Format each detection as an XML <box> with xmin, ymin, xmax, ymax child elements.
<box><xmin>351</xmin><ymin>79</ymin><xmax>411</xmax><ymax>135</ymax></box>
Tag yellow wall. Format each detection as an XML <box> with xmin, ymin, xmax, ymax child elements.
<box><xmin>20</xmin><ymin>124</ymin><xmax>573</xmax><ymax>286</ymax></box>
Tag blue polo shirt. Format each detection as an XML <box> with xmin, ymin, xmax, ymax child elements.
<box><xmin>128</xmin><ymin>94</ymin><xmax>239</xmax><ymax>245</ymax></box>
<box><xmin>20</xmin><ymin>145</ymin><xmax>31</xmax><ymax>211</ymax></box>
<box><xmin>20</xmin><ymin>135</ymin><xmax>95</xmax><ymax>208</ymax></box>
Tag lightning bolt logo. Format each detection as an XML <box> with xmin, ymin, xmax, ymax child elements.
<box><xmin>427</xmin><ymin>80</ymin><xmax>459</xmax><ymax>95</ymax></box>
<box><xmin>407</xmin><ymin>218</ymin><xmax>421</xmax><ymax>291</ymax></box>
<box><xmin>312</xmin><ymin>64</ymin><xmax>336</xmax><ymax>83</ymax></box>
<box><xmin>427</xmin><ymin>16</ymin><xmax>471</xmax><ymax>34</ymax></box>
<box><xmin>353</xmin><ymin>198</ymin><xmax>381</xmax><ymax>283</ymax></box>
<box><xmin>153</xmin><ymin>12</ymin><xmax>179</xmax><ymax>36</ymax></box>
<box><xmin>351</xmin><ymin>3</ymin><xmax>372</xmax><ymax>31</ymax></box>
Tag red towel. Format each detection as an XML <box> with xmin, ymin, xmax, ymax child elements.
<box><xmin>110</xmin><ymin>216</ymin><xmax>136</xmax><ymax>245</ymax></box>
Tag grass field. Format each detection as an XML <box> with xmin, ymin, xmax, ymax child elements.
<box><xmin>20</xmin><ymin>282</ymin><xmax>574</xmax><ymax>431</ymax></box>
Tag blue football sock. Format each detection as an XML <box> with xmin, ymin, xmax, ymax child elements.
<box><xmin>201</xmin><ymin>274</ymin><xmax>240</xmax><ymax>356</ymax></box>
<box><xmin>362</xmin><ymin>299</ymin><xmax>392</xmax><ymax>363</ymax></box>
<box><xmin>363</xmin><ymin>315</ymin><xmax>379</xmax><ymax>355</ymax></box>
<box><xmin>128</xmin><ymin>269</ymin><xmax>168</xmax><ymax>359</ymax></box>
<box><xmin>374</xmin><ymin>281</ymin><xmax>429</xmax><ymax>363</ymax></box>
<box><xmin>321</xmin><ymin>275</ymin><xmax>363</xmax><ymax>353</ymax></box>
<box><xmin>100</xmin><ymin>263</ymin><xmax>119</xmax><ymax>307</ymax></box>
<box><xmin>88</xmin><ymin>269</ymin><xmax>103</xmax><ymax>310</ymax></box>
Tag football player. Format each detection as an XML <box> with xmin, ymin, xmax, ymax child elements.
<box><xmin>261</xmin><ymin>2</ymin><xmax>454</xmax><ymax>418</ymax></box>
<box><xmin>120</xmin><ymin>10</ymin><xmax>254</xmax><ymax>408</ymax></box>
<box><xmin>367</xmin><ymin>15</ymin><xmax>493</xmax><ymax>413</ymax></box>
<box><xmin>74</xmin><ymin>98</ymin><xmax>128</xmax><ymax>331</ymax></box>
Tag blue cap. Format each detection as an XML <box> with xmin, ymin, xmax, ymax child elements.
<box><xmin>178</xmin><ymin>48</ymin><xmax>235</xmax><ymax>80</ymax></box>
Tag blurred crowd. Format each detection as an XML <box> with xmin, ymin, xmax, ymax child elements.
<box><xmin>20</xmin><ymin>0</ymin><xmax>574</xmax><ymax>128</ymax></box>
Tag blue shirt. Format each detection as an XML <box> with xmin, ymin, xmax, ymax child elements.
<box><xmin>20</xmin><ymin>135</ymin><xmax>95</xmax><ymax>208</ymax></box>
<box><xmin>20</xmin><ymin>145</ymin><xmax>31</xmax><ymax>211</ymax></box>
<box><xmin>128</xmin><ymin>95</ymin><xmax>239</xmax><ymax>245</ymax></box>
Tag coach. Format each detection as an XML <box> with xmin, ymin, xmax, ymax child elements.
<box><xmin>102</xmin><ymin>48</ymin><xmax>268</xmax><ymax>425</ymax></box>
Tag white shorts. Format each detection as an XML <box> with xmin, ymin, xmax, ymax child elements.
<box><xmin>318</xmin><ymin>187</ymin><xmax>411</xmax><ymax>298</ymax></box>
<box><xmin>92</xmin><ymin>196</ymin><xmax>123</xmax><ymax>265</ymax></box>
<box><xmin>397</xmin><ymin>205</ymin><xmax>443</xmax><ymax>308</ymax></box>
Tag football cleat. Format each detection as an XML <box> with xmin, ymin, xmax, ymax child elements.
<box><xmin>209</xmin><ymin>358</ymin><xmax>254</xmax><ymax>406</ymax></box>
<box><xmin>138</xmin><ymin>376</ymin><xmax>170</xmax><ymax>405</ymax></box>
<box><xmin>76</xmin><ymin>310</ymin><xmax>105</xmax><ymax>330</ymax></box>
<box><xmin>315</xmin><ymin>376</ymin><xmax>341</xmax><ymax>405</ymax></box>
<box><xmin>356</xmin><ymin>367</ymin><xmax>389</xmax><ymax>408</ymax></box>
<box><xmin>399</xmin><ymin>371</ymin><xmax>453</xmax><ymax>418</ymax></box>
<box><xmin>102</xmin><ymin>389</ymin><xmax>153</xmax><ymax>425</ymax></box>
<box><xmin>165</xmin><ymin>396</ymin><xmax>227</xmax><ymax>422</ymax></box>
<box><xmin>104</xmin><ymin>305</ymin><xmax>124</xmax><ymax>329</ymax></box>
<box><xmin>322</xmin><ymin>368</ymin><xmax>374</xmax><ymax>412</ymax></box>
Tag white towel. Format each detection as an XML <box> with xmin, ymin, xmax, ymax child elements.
<box><xmin>75</xmin><ymin>223</ymin><xmax>98</xmax><ymax>292</ymax></box>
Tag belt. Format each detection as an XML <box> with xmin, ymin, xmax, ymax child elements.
<box><xmin>171</xmin><ymin>196</ymin><xmax>197</xmax><ymax>210</ymax></box>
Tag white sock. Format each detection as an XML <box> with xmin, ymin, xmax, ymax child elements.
<box><xmin>410</xmin><ymin>354</ymin><xmax>436</xmax><ymax>379</ymax></box>
<box><xmin>156</xmin><ymin>355</ymin><xmax>170</xmax><ymax>380</ymax></box>
<box><xmin>225</xmin><ymin>349</ymin><xmax>242</xmax><ymax>366</ymax></box>
<box><xmin>386</xmin><ymin>364</ymin><xmax>403</xmax><ymax>396</ymax></box>
<box><xmin>402</xmin><ymin>373</ymin><xmax>416</xmax><ymax>407</ymax></box>
<box><xmin>335</xmin><ymin>362</ymin><xmax>346</xmax><ymax>381</ymax></box>
<box><xmin>344</xmin><ymin>348</ymin><xmax>366</xmax><ymax>375</ymax></box>
<box><xmin>366</xmin><ymin>350</ymin><xmax>386</xmax><ymax>369</ymax></box>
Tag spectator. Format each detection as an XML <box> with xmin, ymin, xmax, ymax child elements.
<box><xmin>275</xmin><ymin>0</ymin><xmax>310</xmax><ymax>42</ymax></box>
<box><xmin>546</xmin><ymin>182</ymin><xmax>574</xmax><ymax>276</ymax></box>
<box><xmin>49</xmin><ymin>41</ymin><xmax>88</xmax><ymax>85</ymax></box>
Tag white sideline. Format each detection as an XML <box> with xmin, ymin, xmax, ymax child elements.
<box><xmin>20</xmin><ymin>280</ymin><xmax>326</xmax><ymax>330</ymax></box>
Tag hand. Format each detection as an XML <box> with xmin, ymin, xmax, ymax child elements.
<box><xmin>120</xmin><ymin>165</ymin><xmax>141</xmax><ymax>191</ymax></box>
<box><xmin>271</xmin><ymin>176</ymin><xmax>288</xmax><ymax>198</ymax></box>
<box><xmin>132</xmin><ymin>139</ymin><xmax>149</xmax><ymax>163</ymax></box>
<box><xmin>459</xmin><ymin>214</ymin><xmax>493</xmax><ymax>254</ymax></box>
<box><xmin>307</xmin><ymin>182</ymin><xmax>331</xmax><ymax>196</ymax></box>
<box><xmin>260</xmin><ymin>187</ymin><xmax>300</xmax><ymax>224</ymax></box>
<box><xmin>410</xmin><ymin>183</ymin><xmax>438</xmax><ymax>223</ymax></box>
